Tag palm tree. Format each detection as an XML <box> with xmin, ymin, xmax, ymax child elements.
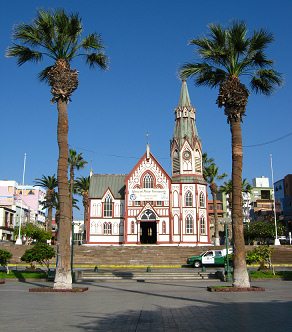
<box><xmin>75</xmin><ymin>176</ymin><xmax>90</xmax><ymax>242</ymax></box>
<box><xmin>180</xmin><ymin>22</ymin><xmax>282</xmax><ymax>287</ymax></box>
<box><xmin>7</xmin><ymin>9</ymin><xmax>108</xmax><ymax>289</ymax></box>
<box><xmin>68</xmin><ymin>149</ymin><xmax>87</xmax><ymax>222</ymax></box>
<box><xmin>203</xmin><ymin>155</ymin><xmax>227</xmax><ymax>246</ymax></box>
<box><xmin>34</xmin><ymin>175</ymin><xmax>58</xmax><ymax>234</ymax></box>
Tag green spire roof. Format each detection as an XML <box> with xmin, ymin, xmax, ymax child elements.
<box><xmin>178</xmin><ymin>80</ymin><xmax>191</xmax><ymax>107</ymax></box>
<box><xmin>172</xmin><ymin>80</ymin><xmax>199</xmax><ymax>148</ymax></box>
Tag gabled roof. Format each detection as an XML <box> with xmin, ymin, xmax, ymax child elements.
<box><xmin>89</xmin><ymin>174</ymin><xmax>127</xmax><ymax>199</ymax></box>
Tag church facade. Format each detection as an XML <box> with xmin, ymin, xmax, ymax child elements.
<box><xmin>87</xmin><ymin>81</ymin><xmax>211</xmax><ymax>246</ymax></box>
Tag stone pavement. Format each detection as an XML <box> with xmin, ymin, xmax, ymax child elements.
<box><xmin>0</xmin><ymin>279</ymin><xmax>292</xmax><ymax>331</ymax></box>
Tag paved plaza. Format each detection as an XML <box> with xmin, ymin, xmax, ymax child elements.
<box><xmin>0</xmin><ymin>279</ymin><xmax>292</xmax><ymax>331</ymax></box>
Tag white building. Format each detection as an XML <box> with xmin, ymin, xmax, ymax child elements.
<box><xmin>87</xmin><ymin>81</ymin><xmax>211</xmax><ymax>246</ymax></box>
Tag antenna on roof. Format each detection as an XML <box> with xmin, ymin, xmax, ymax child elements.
<box><xmin>146</xmin><ymin>132</ymin><xmax>150</xmax><ymax>160</ymax></box>
<box><xmin>90</xmin><ymin>160</ymin><xmax>93</xmax><ymax>177</ymax></box>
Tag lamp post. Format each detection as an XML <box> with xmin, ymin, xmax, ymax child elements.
<box><xmin>15</xmin><ymin>153</ymin><xmax>26</xmax><ymax>245</ymax></box>
<box><xmin>224</xmin><ymin>219</ymin><xmax>233</xmax><ymax>282</ymax></box>
<box><xmin>71</xmin><ymin>219</ymin><xmax>74</xmax><ymax>280</ymax></box>
<box><xmin>270</xmin><ymin>154</ymin><xmax>280</xmax><ymax>246</ymax></box>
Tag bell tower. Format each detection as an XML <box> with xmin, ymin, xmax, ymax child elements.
<box><xmin>170</xmin><ymin>80</ymin><xmax>204</xmax><ymax>184</ymax></box>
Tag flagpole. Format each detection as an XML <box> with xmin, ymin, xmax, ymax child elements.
<box><xmin>270</xmin><ymin>154</ymin><xmax>280</xmax><ymax>246</ymax></box>
<box><xmin>15</xmin><ymin>153</ymin><xmax>26</xmax><ymax>245</ymax></box>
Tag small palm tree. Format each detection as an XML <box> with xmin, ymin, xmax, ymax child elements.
<box><xmin>180</xmin><ymin>21</ymin><xmax>282</xmax><ymax>288</ymax></box>
<box><xmin>68</xmin><ymin>149</ymin><xmax>87</xmax><ymax>221</ymax></box>
<box><xmin>7</xmin><ymin>9</ymin><xmax>108</xmax><ymax>289</ymax></box>
<box><xmin>75</xmin><ymin>176</ymin><xmax>90</xmax><ymax>242</ymax></box>
<box><xmin>34</xmin><ymin>175</ymin><xmax>58</xmax><ymax>234</ymax></box>
<box><xmin>203</xmin><ymin>155</ymin><xmax>227</xmax><ymax>246</ymax></box>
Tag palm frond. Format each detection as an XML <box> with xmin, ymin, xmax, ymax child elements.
<box><xmin>227</xmin><ymin>21</ymin><xmax>248</xmax><ymax>54</ymax></box>
<box><xmin>38</xmin><ymin>66</ymin><xmax>53</xmax><ymax>82</ymax></box>
<box><xmin>208</xmin><ymin>23</ymin><xmax>226</xmax><ymax>48</ymax></box>
<box><xmin>180</xmin><ymin>63</ymin><xmax>226</xmax><ymax>88</ymax></box>
<box><xmin>81</xmin><ymin>33</ymin><xmax>104</xmax><ymax>50</ymax></box>
<box><xmin>13</xmin><ymin>23</ymin><xmax>42</xmax><ymax>47</ymax></box>
<box><xmin>248</xmin><ymin>29</ymin><xmax>273</xmax><ymax>53</ymax></box>
<box><xmin>86</xmin><ymin>52</ymin><xmax>108</xmax><ymax>69</ymax></box>
<box><xmin>250</xmin><ymin>69</ymin><xmax>283</xmax><ymax>95</ymax></box>
<box><xmin>6</xmin><ymin>44</ymin><xmax>42</xmax><ymax>65</ymax></box>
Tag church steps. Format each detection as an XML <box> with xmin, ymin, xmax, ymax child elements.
<box><xmin>78</xmin><ymin>270</ymin><xmax>217</xmax><ymax>281</ymax></box>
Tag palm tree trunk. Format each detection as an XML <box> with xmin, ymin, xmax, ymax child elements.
<box><xmin>211</xmin><ymin>190</ymin><xmax>220</xmax><ymax>246</ymax></box>
<box><xmin>230</xmin><ymin>118</ymin><xmax>250</xmax><ymax>288</ymax></box>
<box><xmin>47</xmin><ymin>205</ymin><xmax>53</xmax><ymax>234</ymax></box>
<box><xmin>54</xmin><ymin>99</ymin><xmax>72</xmax><ymax>289</ymax></box>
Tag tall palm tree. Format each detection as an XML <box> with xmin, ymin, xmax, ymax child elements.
<box><xmin>68</xmin><ymin>149</ymin><xmax>87</xmax><ymax>222</ymax></box>
<box><xmin>180</xmin><ymin>22</ymin><xmax>282</xmax><ymax>287</ymax></box>
<box><xmin>75</xmin><ymin>176</ymin><xmax>90</xmax><ymax>242</ymax></box>
<box><xmin>7</xmin><ymin>9</ymin><xmax>108</xmax><ymax>289</ymax></box>
<box><xmin>34</xmin><ymin>175</ymin><xmax>58</xmax><ymax>234</ymax></box>
<box><xmin>203</xmin><ymin>155</ymin><xmax>227</xmax><ymax>246</ymax></box>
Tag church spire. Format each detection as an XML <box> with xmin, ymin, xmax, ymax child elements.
<box><xmin>178</xmin><ymin>80</ymin><xmax>191</xmax><ymax>108</ymax></box>
<box><xmin>173</xmin><ymin>80</ymin><xmax>199</xmax><ymax>149</ymax></box>
<box><xmin>170</xmin><ymin>80</ymin><xmax>203</xmax><ymax>180</ymax></box>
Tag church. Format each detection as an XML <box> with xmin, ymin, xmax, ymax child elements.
<box><xmin>87</xmin><ymin>81</ymin><xmax>211</xmax><ymax>246</ymax></box>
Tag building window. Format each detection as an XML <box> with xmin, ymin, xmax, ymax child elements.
<box><xmin>143</xmin><ymin>174</ymin><xmax>153</xmax><ymax>188</ymax></box>
<box><xmin>173</xmin><ymin>149</ymin><xmax>180</xmax><ymax>174</ymax></box>
<box><xmin>200</xmin><ymin>216</ymin><xmax>206</xmax><ymax>234</ymax></box>
<box><xmin>156</xmin><ymin>201</ymin><xmax>162</xmax><ymax>206</ymax></box>
<box><xmin>185</xmin><ymin>215</ymin><xmax>194</xmax><ymax>234</ymax></box>
<box><xmin>104</xmin><ymin>194</ymin><xmax>113</xmax><ymax>217</ymax></box>
<box><xmin>195</xmin><ymin>149</ymin><xmax>202</xmax><ymax>173</ymax></box>
<box><xmin>131</xmin><ymin>221</ymin><xmax>135</xmax><ymax>234</ymax></box>
<box><xmin>199</xmin><ymin>192</ymin><xmax>205</xmax><ymax>207</ymax></box>
<box><xmin>185</xmin><ymin>191</ymin><xmax>193</xmax><ymax>207</ymax></box>
<box><xmin>103</xmin><ymin>222</ymin><xmax>112</xmax><ymax>235</ymax></box>
<box><xmin>162</xmin><ymin>221</ymin><xmax>166</xmax><ymax>234</ymax></box>
<box><xmin>134</xmin><ymin>201</ymin><xmax>140</xmax><ymax>206</ymax></box>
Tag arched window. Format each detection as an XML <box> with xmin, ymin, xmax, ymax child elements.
<box><xmin>141</xmin><ymin>209</ymin><xmax>156</xmax><ymax>220</ymax></box>
<box><xmin>143</xmin><ymin>174</ymin><xmax>153</xmax><ymax>188</ymax></box>
<box><xmin>131</xmin><ymin>221</ymin><xmax>135</xmax><ymax>234</ymax></box>
<box><xmin>185</xmin><ymin>215</ymin><xmax>194</xmax><ymax>234</ymax></box>
<box><xmin>185</xmin><ymin>191</ymin><xmax>193</xmax><ymax>207</ymax></box>
<box><xmin>173</xmin><ymin>149</ymin><xmax>180</xmax><ymax>174</ymax></box>
<box><xmin>195</xmin><ymin>149</ymin><xmax>202</xmax><ymax>173</ymax></box>
<box><xmin>200</xmin><ymin>216</ymin><xmax>206</xmax><ymax>234</ymax></box>
<box><xmin>104</xmin><ymin>194</ymin><xmax>113</xmax><ymax>217</ymax></box>
<box><xmin>103</xmin><ymin>222</ymin><xmax>112</xmax><ymax>235</ymax></box>
<box><xmin>199</xmin><ymin>192</ymin><xmax>205</xmax><ymax>207</ymax></box>
<box><xmin>162</xmin><ymin>221</ymin><xmax>166</xmax><ymax>234</ymax></box>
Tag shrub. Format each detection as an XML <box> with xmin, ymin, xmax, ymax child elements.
<box><xmin>14</xmin><ymin>223</ymin><xmax>51</xmax><ymax>244</ymax></box>
<box><xmin>21</xmin><ymin>243</ymin><xmax>55</xmax><ymax>270</ymax></box>
<box><xmin>246</xmin><ymin>246</ymin><xmax>273</xmax><ymax>271</ymax></box>
<box><xmin>0</xmin><ymin>249</ymin><xmax>12</xmax><ymax>274</ymax></box>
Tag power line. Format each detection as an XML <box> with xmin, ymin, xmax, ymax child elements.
<box><xmin>243</xmin><ymin>131</ymin><xmax>292</xmax><ymax>148</ymax></box>
<box><xmin>69</xmin><ymin>144</ymin><xmax>169</xmax><ymax>160</ymax></box>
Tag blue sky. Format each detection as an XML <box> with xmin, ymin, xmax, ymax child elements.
<box><xmin>1</xmin><ymin>0</ymin><xmax>292</xmax><ymax>218</ymax></box>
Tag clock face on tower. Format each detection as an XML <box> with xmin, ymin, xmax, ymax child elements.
<box><xmin>183</xmin><ymin>150</ymin><xmax>191</xmax><ymax>160</ymax></box>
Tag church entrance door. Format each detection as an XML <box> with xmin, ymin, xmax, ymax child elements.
<box><xmin>140</xmin><ymin>221</ymin><xmax>157</xmax><ymax>244</ymax></box>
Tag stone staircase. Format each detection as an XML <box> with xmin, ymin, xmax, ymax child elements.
<box><xmin>1</xmin><ymin>243</ymin><xmax>292</xmax><ymax>267</ymax></box>
<box><xmin>77</xmin><ymin>268</ymin><xmax>219</xmax><ymax>281</ymax></box>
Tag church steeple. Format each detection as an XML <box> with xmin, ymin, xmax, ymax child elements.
<box><xmin>171</xmin><ymin>80</ymin><xmax>203</xmax><ymax>181</ymax></box>
<box><xmin>173</xmin><ymin>80</ymin><xmax>199</xmax><ymax>149</ymax></box>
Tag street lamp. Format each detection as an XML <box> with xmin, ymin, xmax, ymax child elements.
<box><xmin>224</xmin><ymin>218</ymin><xmax>233</xmax><ymax>282</ymax></box>
<box><xmin>15</xmin><ymin>153</ymin><xmax>26</xmax><ymax>245</ymax></box>
<box><xmin>270</xmin><ymin>154</ymin><xmax>280</xmax><ymax>246</ymax></box>
<box><xmin>71</xmin><ymin>219</ymin><xmax>74</xmax><ymax>280</ymax></box>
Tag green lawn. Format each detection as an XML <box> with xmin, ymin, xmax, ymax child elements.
<box><xmin>249</xmin><ymin>270</ymin><xmax>292</xmax><ymax>280</ymax></box>
<box><xmin>0</xmin><ymin>270</ymin><xmax>47</xmax><ymax>279</ymax></box>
